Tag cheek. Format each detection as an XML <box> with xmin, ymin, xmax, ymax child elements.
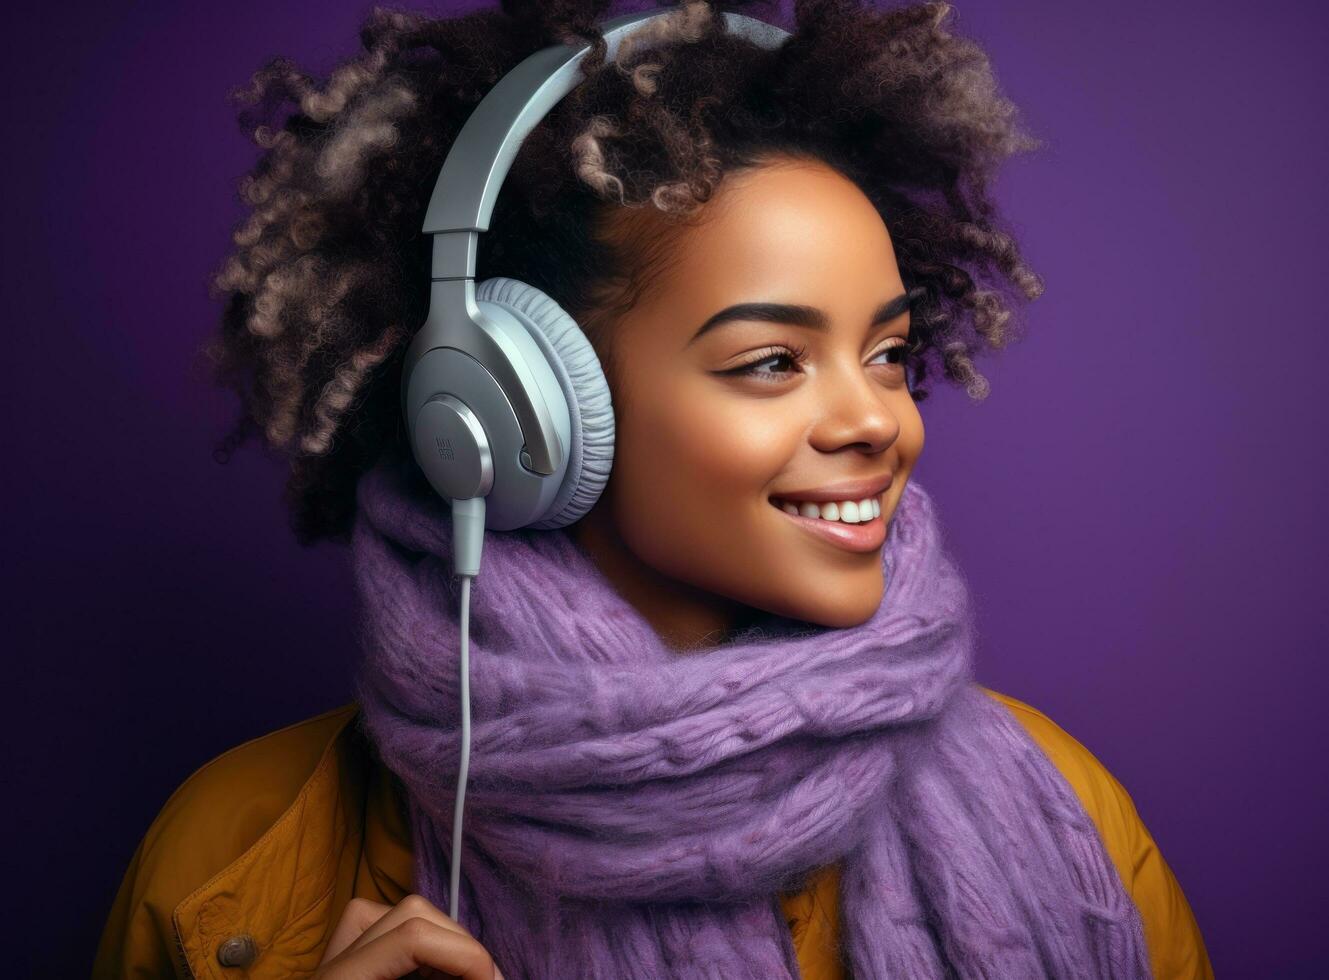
<box><xmin>895</xmin><ymin>397</ymin><xmax>925</xmax><ymax>473</ymax></box>
<box><xmin>613</xmin><ymin>384</ymin><xmax>790</xmax><ymax>521</ymax></box>
<box><xmin>878</xmin><ymin>397</ymin><xmax>925</xmax><ymax>526</ymax></box>
<box><xmin>607</xmin><ymin>379</ymin><xmax>796</xmax><ymax>581</ymax></box>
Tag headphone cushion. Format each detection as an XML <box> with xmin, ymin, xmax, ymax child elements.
<box><xmin>474</xmin><ymin>277</ymin><xmax>615</xmax><ymax>528</ymax></box>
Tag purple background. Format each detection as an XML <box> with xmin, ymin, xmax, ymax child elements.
<box><xmin>5</xmin><ymin>1</ymin><xmax>1325</xmax><ymax>975</ymax></box>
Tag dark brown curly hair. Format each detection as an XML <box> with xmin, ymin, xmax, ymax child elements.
<box><xmin>202</xmin><ymin>0</ymin><xmax>1044</xmax><ymax>546</ymax></box>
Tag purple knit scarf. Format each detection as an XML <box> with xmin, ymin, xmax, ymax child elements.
<box><xmin>350</xmin><ymin>454</ymin><xmax>1151</xmax><ymax>979</ymax></box>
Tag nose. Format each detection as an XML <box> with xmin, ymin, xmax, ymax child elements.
<box><xmin>807</xmin><ymin>362</ymin><xmax>900</xmax><ymax>456</ymax></box>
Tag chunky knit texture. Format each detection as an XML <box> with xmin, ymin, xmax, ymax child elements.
<box><xmin>351</xmin><ymin>454</ymin><xmax>1151</xmax><ymax>979</ymax></box>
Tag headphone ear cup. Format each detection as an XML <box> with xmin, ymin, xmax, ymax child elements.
<box><xmin>474</xmin><ymin>277</ymin><xmax>615</xmax><ymax>528</ymax></box>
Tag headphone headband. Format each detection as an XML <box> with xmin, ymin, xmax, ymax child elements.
<box><xmin>422</xmin><ymin>7</ymin><xmax>790</xmax><ymax>280</ymax></box>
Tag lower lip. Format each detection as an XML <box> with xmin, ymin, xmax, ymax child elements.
<box><xmin>770</xmin><ymin>499</ymin><xmax>887</xmax><ymax>553</ymax></box>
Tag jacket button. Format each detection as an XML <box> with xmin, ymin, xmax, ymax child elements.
<box><xmin>216</xmin><ymin>934</ymin><xmax>259</xmax><ymax>968</ymax></box>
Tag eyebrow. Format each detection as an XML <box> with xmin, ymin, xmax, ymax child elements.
<box><xmin>687</xmin><ymin>285</ymin><xmax>926</xmax><ymax>346</ymax></box>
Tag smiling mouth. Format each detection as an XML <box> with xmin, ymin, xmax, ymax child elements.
<box><xmin>769</xmin><ymin>495</ymin><xmax>882</xmax><ymax>524</ymax></box>
<box><xmin>767</xmin><ymin>494</ymin><xmax>888</xmax><ymax>554</ymax></box>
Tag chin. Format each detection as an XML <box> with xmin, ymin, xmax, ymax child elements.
<box><xmin>754</xmin><ymin>569</ymin><xmax>886</xmax><ymax>629</ymax></box>
<box><xmin>797</xmin><ymin>595</ymin><xmax>884</xmax><ymax>629</ymax></box>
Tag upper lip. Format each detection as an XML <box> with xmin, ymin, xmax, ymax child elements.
<box><xmin>770</xmin><ymin>473</ymin><xmax>894</xmax><ymax>503</ymax></box>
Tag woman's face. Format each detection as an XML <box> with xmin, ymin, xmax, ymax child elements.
<box><xmin>572</xmin><ymin>155</ymin><xmax>924</xmax><ymax>640</ymax></box>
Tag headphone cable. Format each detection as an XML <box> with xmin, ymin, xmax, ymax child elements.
<box><xmin>448</xmin><ymin>497</ymin><xmax>486</xmax><ymax>922</ymax></box>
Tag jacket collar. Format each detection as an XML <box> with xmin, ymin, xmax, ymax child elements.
<box><xmin>171</xmin><ymin>705</ymin><xmax>414</xmax><ymax>978</ymax></box>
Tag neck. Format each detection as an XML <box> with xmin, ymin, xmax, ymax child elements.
<box><xmin>569</xmin><ymin>505</ymin><xmax>761</xmax><ymax>654</ymax></box>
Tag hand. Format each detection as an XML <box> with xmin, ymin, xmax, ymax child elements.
<box><xmin>314</xmin><ymin>893</ymin><xmax>505</xmax><ymax>980</ymax></box>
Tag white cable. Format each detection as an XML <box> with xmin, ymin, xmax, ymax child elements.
<box><xmin>447</xmin><ymin>496</ymin><xmax>485</xmax><ymax>924</ymax></box>
<box><xmin>450</xmin><ymin>572</ymin><xmax>474</xmax><ymax>922</ymax></box>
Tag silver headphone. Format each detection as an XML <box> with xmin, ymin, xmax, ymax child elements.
<box><xmin>398</xmin><ymin>5</ymin><xmax>790</xmax><ymax>920</ymax></box>
<box><xmin>402</xmin><ymin>6</ymin><xmax>790</xmax><ymax>567</ymax></box>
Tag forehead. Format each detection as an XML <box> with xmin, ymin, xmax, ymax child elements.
<box><xmin>619</xmin><ymin>159</ymin><xmax>901</xmax><ymax>319</ymax></box>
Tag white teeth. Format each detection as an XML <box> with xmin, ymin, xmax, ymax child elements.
<box><xmin>776</xmin><ymin>496</ymin><xmax>880</xmax><ymax>524</ymax></box>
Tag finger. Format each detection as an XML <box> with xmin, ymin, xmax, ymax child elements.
<box><xmin>321</xmin><ymin>897</ymin><xmax>393</xmax><ymax>965</ymax></box>
<box><xmin>341</xmin><ymin>893</ymin><xmax>473</xmax><ymax>958</ymax></box>
<box><xmin>340</xmin><ymin>916</ymin><xmax>498</xmax><ymax>980</ymax></box>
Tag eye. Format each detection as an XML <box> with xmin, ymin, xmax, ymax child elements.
<box><xmin>717</xmin><ymin>343</ymin><xmax>810</xmax><ymax>383</ymax></box>
<box><xmin>868</xmin><ymin>337</ymin><xmax>909</xmax><ymax>370</ymax></box>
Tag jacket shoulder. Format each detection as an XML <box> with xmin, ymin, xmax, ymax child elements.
<box><xmin>92</xmin><ymin>703</ymin><xmax>363</xmax><ymax>979</ymax></box>
<box><xmin>980</xmin><ymin>686</ymin><xmax>1214</xmax><ymax>980</ymax></box>
<box><xmin>981</xmin><ymin>687</ymin><xmax>1132</xmax><ymax>839</ymax></box>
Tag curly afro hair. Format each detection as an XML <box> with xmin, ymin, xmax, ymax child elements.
<box><xmin>202</xmin><ymin>0</ymin><xmax>1044</xmax><ymax>546</ymax></box>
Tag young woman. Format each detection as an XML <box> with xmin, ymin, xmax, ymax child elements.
<box><xmin>94</xmin><ymin>1</ymin><xmax>1212</xmax><ymax>977</ymax></box>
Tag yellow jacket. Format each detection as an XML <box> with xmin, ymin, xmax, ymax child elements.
<box><xmin>93</xmin><ymin>688</ymin><xmax>1213</xmax><ymax>979</ymax></box>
